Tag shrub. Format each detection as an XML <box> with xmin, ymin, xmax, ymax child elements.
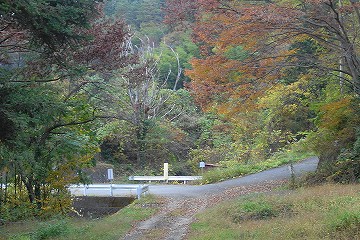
<box><xmin>31</xmin><ymin>219</ymin><xmax>69</xmax><ymax>240</ymax></box>
<box><xmin>305</xmin><ymin>129</ymin><xmax>360</xmax><ymax>184</ymax></box>
<box><xmin>200</xmin><ymin>146</ymin><xmax>314</xmax><ymax>184</ymax></box>
<box><xmin>229</xmin><ymin>198</ymin><xmax>293</xmax><ymax>223</ymax></box>
<box><xmin>0</xmin><ymin>198</ymin><xmax>38</xmax><ymax>222</ymax></box>
<box><xmin>328</xmin><ymin>210</ymin><xmax>360</xmax><ymax>231</ymax></box>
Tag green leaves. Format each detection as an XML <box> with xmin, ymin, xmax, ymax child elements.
<box><xmin>223</xmin><ymin>45</ymin><xmax>248</xmax><ymax>61</ymax></box>
<box><xmin>1</xmin><ymin>0</ymin><xmax>99</xmax><ymax>50</ymax></box>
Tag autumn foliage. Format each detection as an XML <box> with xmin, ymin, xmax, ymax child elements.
<box><xmin>166</xmin><ymin>0</ymin><xmax>360</xmax><ymax>111</ymax></box>
<box><xmin>165</xmin><ymin>0</ymin><xmax>360</xmax><ymax>174</ymax></box>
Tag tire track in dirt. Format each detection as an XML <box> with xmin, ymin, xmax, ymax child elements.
<box><xmin>122</xmin><ymin>158</ymin><xmax>318</xmax><ymax>239</ymax></box>
<box><xmin>123</xmin><ymin>180</ymin><xmax>286</xmax><ymax>240</ymax></box>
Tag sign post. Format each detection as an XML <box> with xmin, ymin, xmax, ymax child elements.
<box><xmin>107</xmin><ymin>169</ymin><xmax>114</xmax><ymax>196</ymax></box>
<box><xmin>164</xmin><ymin>163</ymin><xmax>169</xmax><ymax>183</ymax></box>
<box><xmin>199</xmin><ymin>161</ymin><xmax>205</xmax><ymax>175</ymax></box>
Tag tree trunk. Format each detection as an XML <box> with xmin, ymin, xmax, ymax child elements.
<box><xmin>0</xmin><ymin>172</ymin><xmax>5</xmax><ymax>207</ymax></box>
<box><xmin>4</xmin><ymin>173</ymin><xmax>8</xmax><ymax>204</ymax></box>
<box><xmin>23</xmin><ymin>177</ymin><xmax>43</xmax><ymax>209</ymax></box>
<box><xmin>23</xmin><ymin>177</ymin><xmax>35</xmax><ymax>204</ymax></box>
<box><xmin>0</xmin><ymin>173</ymin><xmax>2</xmax><ymax>207</ymax></box>
<box><xmin>34</xmin><ymin>182</ymin><xmax>42</xmax><ymax>209</ymax></box>
<box><xmin>136</xmin><ymin>123</ymin><xmax>147</xmax><ymax>165</ymax></box>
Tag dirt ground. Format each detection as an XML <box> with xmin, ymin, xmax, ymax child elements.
<box><xmin>123</xmin><ymin>180</ymin><xmax>287</xmax><ymax>240</ymax></box>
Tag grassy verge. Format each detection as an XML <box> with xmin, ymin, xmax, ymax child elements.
<box><xmin>0</xmin><ymin>195</ymin><xmax>160</xmax><ymax>240</ymax></box>
<box><xmin>188</xmin><ymin>184</ymin><xmax>360</xmax><ymax>240</ymax></box>
<box><xmin>200</xmin><ymin>148</ymin><xmax>315</xmax><ymax>184</ymax></box>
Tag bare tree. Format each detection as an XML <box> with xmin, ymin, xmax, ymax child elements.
<box><xmin>102</xmin><ymin>37</ymin><xmax>184</xmax><ymax>164</ymax></box>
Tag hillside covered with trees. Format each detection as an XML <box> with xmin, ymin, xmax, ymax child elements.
<box><xmin>0</xmin><ymin>0</ymin><xmax>359</xmax><ymax>221</ymax></box>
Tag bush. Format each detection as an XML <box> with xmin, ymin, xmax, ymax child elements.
<box><xmin>328</xmin><ymin>211</ymin><xmax>360</xmax><ymax>231</ymax></box>
<box><xmin>228</xmin><ymin>197</ymin><xmax>293</xmax><ymax>223</ymax></box>
<box><xmin>200</xmin><ymin>146</ymin><xmax>314</xmax><ymax>184</ymax></box>
<box><xmin>329</xmin><ymin>131</ymin><xmax>360</xmax><ymax>183</ymax></box>
<box><xmin>31</xmin><ymin>219</ymin><xmax>69</xmax><ymax>240</ymax></box>
<box><xmin>0</xmin><ymin>198</ymin><xmax>38</xmax><ymax>223</ymax></box>
<box><xmin>305</xmin><ymin>129</ymin><xmax>360</xmax><ymax>184</ymax></box>
<box><xmin>0</xmin><ymin>188</ymin><xmax>73</xmax><ymax>223</ymax></box>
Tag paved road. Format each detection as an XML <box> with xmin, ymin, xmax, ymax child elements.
<box><xmin>123</xmin><ymin>157</ymin><xmax>319</xmax><ymax>240</ymax></box>
<box><xmin>69</xmin><ymin>157</ymin><xmax>318</xmax><ymax>198</ymax></box>
<box><xmin>148</xmin><ymin>157</ymin><xmax>319</xmax><ymax>198</ymax></box>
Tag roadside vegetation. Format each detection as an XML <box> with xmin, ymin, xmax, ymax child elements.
<box><xmin>188</xmin><ymin>184</ymin><xmax>360</xmax><ymax>240</ymax></box>
<box><xmin>200</xmin><ymin>142</ymin><xmax>315</xmax><ymax>184</ymax></box>
<box><xmin>0</xmin><ymin>195</ymin><xmax>160</xmax><ymax>240</ymax></box>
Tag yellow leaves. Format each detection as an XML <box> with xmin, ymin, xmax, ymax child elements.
<box><xmin>283</xmin><ymin>104</ymin><xmax>299</xmax><ymax>115</ymax></box>
<box><xmin>47</xmin><ymin>154</ymin><xmax>94</xmax><ymax>190</ymax></box>
<box><xmin>293</xmin><ymin>34</ymin><xmax>312</xmax><ymax>43</ymax></box>
<box><xmin>275</xmin><ymin>0</ymin><xmax>304</xmax><ymax>7</ymax></box>
<box><xmin>319</xmin><ymin>97</ymin><xmax>354</xmax><ymax>131</ymax></box>
<box><xmin>187</xmin><ymin>1</ymin><xmax>320</xmax><ymax>119</ymax></box>
<box><xmin>260</xmin><ymin>74</ymin><xmax>313</xmax><ymax>108</ymax></box>
<box><xmin>47</xmin><ymin>166</ymin><xmax>78</xmax><ymax>190</ymax></box>
<box><xmin>40</xmin><ymin>189</ymin><xmax>72</xmax><ymax>215</ymax></box>
<box><xmin>170</xmin><ymin>127</ymin><xmax>186</xmax><ymax>142</ymax></box>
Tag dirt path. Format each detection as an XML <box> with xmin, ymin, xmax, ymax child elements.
<box><xmin>123</xmin><ymin>180</ymin><xmax>287</xmax><ymax>240</ymax></box>
<box><xmin>122</xmin><ymin>157</ymin><xmax>318</xmax><ymax>240</ymax></box>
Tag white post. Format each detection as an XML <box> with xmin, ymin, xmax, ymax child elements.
<box><xmin>164</xmin><ymin>163</ymin><xmax>169</xmax><ymax>183</ymax></box>
<box><xmin>83</xmin><ymin>185</ymin><xmax>87</xmax><ymax>196</ymax></box>
<box><xmin>107</xmin><ymin>169</ymin><xmax>114</xmax><ymax>181</ymax></box>
<box><xmin>110</xmin><ymin>184</ymin><xmax>113</xmax><ymax>197</ymax></box>
<box><xmin>136</xmin><ymin>185</ymin><xmax>142</xmax><ymax>199</ymax></box>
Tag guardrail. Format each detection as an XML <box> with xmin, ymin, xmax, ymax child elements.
<box><xmin>68</xmin><ymin>184</ymin><xmax>149</xmax><ymax>199</ymax></box>
<box><xmin>128</xmin><ymin>176</ymin><xmax>202</xmax><ymax>184</ymax></box>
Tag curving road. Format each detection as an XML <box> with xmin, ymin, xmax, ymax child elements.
<box><xmin>123</xmin><ymin>157</ymin><xmax>319</xmax><ymax>240</ymax></box>
<box><xmin>69</xmin><ymin>157</ymin><xmax>318</xmax><ymax>198</ymax></box>
<box><xmin>148</xmin><ymin>157</ymin><xmax>319</xmax><ymax>198</ymax></box>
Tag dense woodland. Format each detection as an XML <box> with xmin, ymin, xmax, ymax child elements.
<box><xmin>0</xmin><ymin>0</ymin><xmax>359</xmax><ymax>220</ymax></box>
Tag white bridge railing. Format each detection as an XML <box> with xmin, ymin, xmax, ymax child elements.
<box><xmin>128</xmin><ymin>176</ymin><xmax>202</xmax><ymax>184</ymax></box>
<box><xmin>68</xmin><ymin>184</ymin><xmax>149</xmax><ymax>199</ymax></box>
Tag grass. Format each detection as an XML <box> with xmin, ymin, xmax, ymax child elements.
<box><xmin>0</xmin><ymin>195</ymin><xmax>160</xmax><ymax>240</ymax></box>
<box><xmin>200</xmin><ymin>147</ymin><xmax>315</xmax><ymax>184</ymax></box>
<box><xmin>188</xmin><ymin>184</ymin><xmax>360</xmax><ymax>240</ymax></box>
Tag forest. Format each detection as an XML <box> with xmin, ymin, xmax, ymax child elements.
<box><xmin>0</xmin><ymin>0</ymin><xmax>359</xmax><ymax>221</ymax></box>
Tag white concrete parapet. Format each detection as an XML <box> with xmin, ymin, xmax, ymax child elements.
<box><xmin>68</xmin><ymin>184</ymin><xmax>149</xmax><ymax>199</ymax></box>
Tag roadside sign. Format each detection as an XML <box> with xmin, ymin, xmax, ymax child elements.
<box><xmin>107</xmin><ymin>168</ymin><xmax>114</xmax><ymax>180</ymax></box>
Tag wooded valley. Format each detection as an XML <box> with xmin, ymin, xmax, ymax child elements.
<box><xmin>0</xmin><ymin>0</ymin><xmax>359</xmax><ymax>222</ymax></box>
